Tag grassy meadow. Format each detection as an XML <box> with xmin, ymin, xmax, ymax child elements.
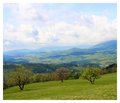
<box><xmin>3</xmin><ymin>73</ymin><xmax>117</xmax><ymax>100</ymax></box>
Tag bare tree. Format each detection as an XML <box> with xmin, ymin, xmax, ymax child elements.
<box><xmin>56</xmin><ymin>67</ymin><xmax>70</xmax><ymax>82</ymax></box>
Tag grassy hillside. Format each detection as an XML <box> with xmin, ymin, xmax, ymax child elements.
<box><xmin>3</xmin><ymin>73</ymin><xmax>117</xmax><ymax>100</ymax></box>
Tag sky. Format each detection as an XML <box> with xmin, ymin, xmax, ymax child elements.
<box><xmin>3</xmin><ymin>3</ymin><xmax>117</xmax><ymax>51</ymax></box>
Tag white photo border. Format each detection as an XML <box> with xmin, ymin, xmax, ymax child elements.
<box><xmin>0</xmin><ymin>0</ymin><xmax>119</xmax><ymax>103</ymax></box>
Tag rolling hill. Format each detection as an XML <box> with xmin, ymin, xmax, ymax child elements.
<box><xmin>4</xmin><ymin>40</ymin><xmax>117</xmax><ymax>67</ymax></box>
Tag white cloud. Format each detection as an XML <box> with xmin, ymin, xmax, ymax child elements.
<box><xmin>36</xmin><ymin>15</ymin><xmax>116</xmax><ymax>45</ymax></box>
<box><xmin>3</xmin><ymin>4</ymin><xmax>117</xmax><ymax>51</ymax></box>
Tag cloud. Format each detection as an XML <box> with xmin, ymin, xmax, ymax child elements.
<box><xmin>37</xmin><ymin>15</ymin><xmax>116</xmax><ymax>45</ymax></box>
<box><xmin>3</xmin><ymin>4</ymin><xmax>117</xmax><ymax>51</ymax></box>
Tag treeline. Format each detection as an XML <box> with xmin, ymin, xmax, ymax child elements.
<box><xmin>3</xmin><ymin>66</ymin><xmax>81</xmax><ymax>90</ymax></box>
<box><xmin>101</xmin><ymin>63</ymin><xmax>117</xmax><ymax>74</ymax></box>
<box><xmin>3</xmin><ymin>63</ymin><xmax>117</xmax><ymax>90</ymax></box>
<box><xmin>4</xmin><ymin>62</ymin><xmax>100</xmax><ymax>73</ymax></box>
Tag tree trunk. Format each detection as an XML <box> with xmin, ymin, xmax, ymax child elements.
<box><xmin>18</xmin><ymin>84</ymin><xmax>24</xmax><ymax>90</ymax></box>
<box><xmin>22</xmin><ymin>85</ymin><xmax>24</xmax><ymax>90</ymax></box>
<box><xmin>89</xmin><ymin>77</ymin><xmax>93</xmax><ymax>84</ymax></box>
<box><xmin>90</xmin><ymin>81</ymin><xmax>93</xmax><ymax>84</ymax></box>
<box><xmin>92</xmin><ymin>78</ymin><xmax>95</xmax><ymax>84</ymax></box>
<box><xmin>61</xmin><ymin>79</ymin><xmax>63</xmax><ymax>83</ymax></box>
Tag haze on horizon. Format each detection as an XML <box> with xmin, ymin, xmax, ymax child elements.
<box><xmin>3</xmin><ymin>3</ymin><xmax>117</xmax><ymax>51</ymax></box>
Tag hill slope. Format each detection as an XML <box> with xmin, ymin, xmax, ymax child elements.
<box><xmin>3</xmin><ymin>73</ymin><xmax>117</xmax><ymax>100</ymax></box>
<box><xmin>93</xmin><ymin>40</ymin><xmax>117</xmax><ymax>50</ymax></box>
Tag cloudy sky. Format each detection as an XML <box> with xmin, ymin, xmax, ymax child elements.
<box><xmin>3</xmin><ymin>3</ymin><xmax>117</xmax><ymax>51</ymax></box>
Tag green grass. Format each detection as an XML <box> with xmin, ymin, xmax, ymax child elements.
<box><xmin>3</xmin><ymin>73</ymin><xmax>117</xmax><ymax>100</ymax></box>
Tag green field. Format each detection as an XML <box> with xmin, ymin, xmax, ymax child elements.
<box><xmin>3</xmin><ymin>73</ymin><xmax>117</xmax><ymax>100</ymax></box>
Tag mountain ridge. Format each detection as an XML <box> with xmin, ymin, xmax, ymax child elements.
<box><xmin>4</xmin><ymin>40</ymin><xmax>117</xmax><ymax>67</ymax></box>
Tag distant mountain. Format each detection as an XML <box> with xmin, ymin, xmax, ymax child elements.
<box><xmin>4</xmin><ymin>40</ymin><xmax>117</xmax><ymax>67</ymax></box>
<box><xmin>92</xmin><ymin>40</ymin><xmax>117</xmax><ymax>50</ymax></box>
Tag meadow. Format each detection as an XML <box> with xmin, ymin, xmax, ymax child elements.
<box><xmin>3</xmin><ymin>73</ymin><xmax>117</xmax><ymax>100</ymax></box>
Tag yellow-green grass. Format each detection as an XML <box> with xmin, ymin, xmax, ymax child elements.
<box><xmin>3</xmin><ymin>73</ymin><xmax>117</xmax><ymax>100</ymax></box>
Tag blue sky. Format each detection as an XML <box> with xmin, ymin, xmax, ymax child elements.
<box><xmin>3</xmin><ymin>3</ymin><xmax>117</xmax><ymax>51</ymax></box>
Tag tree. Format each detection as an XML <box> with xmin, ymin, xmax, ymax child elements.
<box><xmin>55</xmin><ymin>67</ymin><xmax>70</xmax><ymax>82</ymax></box>
<box><xmin>13</xmin><ymin>66</ymin><xmax>33</xmax><ymax>90</ymax></box>
<box><xmin>69</xmin><ymin>69</ymin><xmax>81</xmax><ymax>79</ymax></box>
<box><xmin>3</xmin><ymin>75</ymin><xmax>8</xmax><ymax>89</ymax></box>
<box><xmin>3</xmin><ymin>72</ymin><xmax>16</xmax><ymax>89</ymax></box>
<box><xmin>81</xmin><ymin>67</ymin><xmax>101</xmax><ymax>84</ymax></box>
<box><xmin>102</xmin><ymin>63</ymin><xmax>117</xmax><ymax>74</ymax></box>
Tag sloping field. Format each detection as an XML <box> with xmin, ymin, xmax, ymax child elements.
<box><xmin>3</xmin><ymin>73</ymin><xmax>117</xmax><ymax>100</ymax></box>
